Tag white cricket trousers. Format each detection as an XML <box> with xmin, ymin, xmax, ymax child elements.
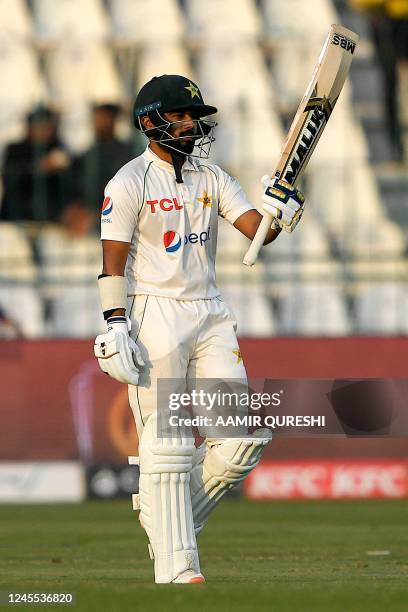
<box><xmin>127</xmin><ymin>294</ymin><xmax>247</xmax><ymax>436</ymax></box>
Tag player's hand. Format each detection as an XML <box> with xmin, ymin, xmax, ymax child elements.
<box><xmin>94</xmin><ymin>316</ymin><xmax>144</xmax><ymax>385</ymax></box>
<box><xmin>261</xmin><ymin>175</ymin><xmax>305</xmax><ymax>233</ymax></box>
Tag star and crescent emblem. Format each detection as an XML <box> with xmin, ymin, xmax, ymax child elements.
<box><xmin>185</xmin><ymin>81</ymin><xmax>200</xmax><ymax>99</ymax></box>
<box><xmin>197</xmin><ymin>191</ymin><xmax>212</xmax><ymax>208</ymax></box>
<box><xmin>233</xmin><ymin>349</ymin><xmax>242</xmax><ymax>364</ymax></box>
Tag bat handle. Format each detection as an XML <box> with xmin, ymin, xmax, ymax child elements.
<box><xmin>242</xmin><ymin>213</ymin><xmax>274</xmax><ymax>266</ymax></box>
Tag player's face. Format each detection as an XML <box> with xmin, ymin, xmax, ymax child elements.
<box><xmin>164</xmin><ymin>110</ymin><xmax>198</xmax><ymax>143</ymax></box>
<box><xmin>142</xmin><ymin>110</ymin><xmax>202</xmax><ymax>155</ymax></box>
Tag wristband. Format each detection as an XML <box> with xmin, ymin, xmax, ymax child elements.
<box><xmin>98</xmin><ymin>275</ymin><xmax>127</xmax><ymax>314</ymax></box>
<box><xmin>107</xmin><ymin>315</ymin><xmax>127</xmax><ymax>325</ymax></box>
<box><xmin>106</xmin><ymin>315</ymin><xmax>131</xmax><ymax>332</ymax></box>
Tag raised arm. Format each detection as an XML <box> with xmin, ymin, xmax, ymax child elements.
<box><xmin>235</xmin><ymin>176</ymin><xmax>306</xmax><ymax>257</ymax></box>
<box><xmin>233</xmin><ymin>209</ymin><xmax>281</xmax><ymax>245</ymax></box>
<box><xmin>217</xmin><ymin>168</ymin><xmax>283</xmax><ymax>246</ymax></box>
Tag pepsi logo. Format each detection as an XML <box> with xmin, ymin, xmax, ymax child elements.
<box><xmin>163</xmin><ymin>230</ymin><xmax>182</xmax><ymax>253</ymax></box>
<box><xmin>163</xmin><ymin>228</ymin><xmax>211</xmax><ymax>253</ymax></box>
<box><xmin>102</xmin><ymin>197</ymin><xmax>113</xmax><ymax>216</ymax></box>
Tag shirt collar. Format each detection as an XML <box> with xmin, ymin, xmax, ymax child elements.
<box><xmin>142</xmin><ymin>146</ymin><xmax>199</xmax><ymax>173</ymax></box>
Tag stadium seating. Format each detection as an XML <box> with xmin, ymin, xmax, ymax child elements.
<box><xmin>0</xmin><ymin>39</ymin><xmax>46</xmax><ymax>149</ymax></box>
<box><xmin>220</xmin><ymin>283</ymin><xmax>277</xmax><ymax>336</ymax></box>
<box><xmin>216</xmin><ymin>219</ymin><xmax>276</xmax><ymax>336</ymax></box>
<box><xmin>51</xmin><ymin>286</ymin><xmax>105</xmax><ymax>338</ymax></box>
<box><xmin>355</xmin><ymin>283</ymin><xmax>408</xmax><ymax>334</ymax></box>
<box><xmin>185</xmin><ymin>0</ymin><xmax>262</xmax><ymax>43</ymax></box>
<box><xmin>261</xmin><ymin>0</ymin><xmax>338</xmax><ymax>110</ymax></box>
<box><xmin>136</xmin><ymin>43</ymin><xmax>193</xmax><ymax>90</ymax></box>
<box><xmin>0</xmin><ymin>222</ymin><xmax>37</xmax><ymax>282</ymax></box>
<box><xmin>46</xmin><ymin>40</ymin><xmax>123</xmax><ymax>152</ymax></box>
<box><xmin>0</xmin><ymin>0</ymin><xmax>405</xmax><ymax>337</ymax></box>
<box><xmin>279</xmin><ymin>283</ymin><xmax>351</xmax><ymax>336</ymax></box>
<box><xmin>58</xmin><ymin>101</ymin><xmax>94</xmax><ymax>155</ymax></box>
<box><xmin>344</xmin><ymin>219</ymin><xmax>406</xmax><ymax>259</ymax></box>
<box><xmin>36</xmin><ymin>224</ymin><xmax>103</xmax><ymax>337</ymax></box>
<box><xmin>0</xmin><ymin>223</ymin><xmax>44</xmax><ymax>337</ymax></box>
<box><xmin>308</xmin><ymin>129</ymin><xmax>387</xmax><ymax>239</ymax></box>
<box><xmin>261</xmin><ymin>215</ymin><xmax>331</xmax><ymax>260</ymax></box>
<box><xmin>32</xmin><ymin>0</ymin><xmax>109</xmax><ymax>42</ymax></box>
<box><xmin>46</xmin><ymin>41</ymin><xmax>123</xmax><ymax>107</ymax></box>
<box><xmin>260</xmin><ymin>215</ymin><xmax>339</xmax><ymax>297</ymax></box>
<box><xmin>261</xmin><ymin>0</ymin><xmax>337</xmax><ymax>40</ymax></box>
<box><xmin>196</xmin><ymin>41</ymin><xmax>282</xmax><ymax>171</ymax></box>
<box><xmin>36</xmin><ymin>225</ymin><xmax>101</xmax><ymax>289</ymax></box>
<box><xmin>348</xmin><ymin>259</ymin><xmax>407</xmax><ymax>290</ymax></box>
<box><xmin>108</xmin><ymin>0</ymin><xmax>185</xmax><ymax>44</ymax></box>
<box><xmin>0</xmin><ymin>285</ymin><xmax>45</xmax><ymax>338</ymax></box>
<box><xmin>196</xmin><ymin>42</ymin><xmax>274</xmax><ymax>108</ymax></box>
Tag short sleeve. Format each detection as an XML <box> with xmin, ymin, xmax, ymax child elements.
<box><xmin>218</xmin><ymin>168</ymin><xmax>255</xmax><ymax>225</ymax></box>
<box><xmin>100</xmin><ymin>175</ymin><xmax>139</xmax><ymax>243</ymax></box>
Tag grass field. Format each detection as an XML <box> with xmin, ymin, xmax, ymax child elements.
<box><xmin>1</xmin><ymin>498</ymin><xmax>407</xmax><ymax>611</ymax></box>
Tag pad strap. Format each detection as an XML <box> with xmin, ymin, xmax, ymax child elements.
<box><xmin>98</xmin><ymin>275</ymin><xmax>127</xmax><ymax>314</ymax></box>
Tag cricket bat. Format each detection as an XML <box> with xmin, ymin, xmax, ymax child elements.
<box><xmin>243</xmin><ymin>24</ymin><xmax>359</xmax><ymax>267</ymax></box>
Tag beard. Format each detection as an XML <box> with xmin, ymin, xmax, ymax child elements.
<box><xmin>168</xmin><ymin>128</ymin><xmax>196</xmax><ymax>155</ymax></box>
<box><xmin>174</xmin><ymin>138</ymin><xmax>195</xmax><ymax>155</ymax></box>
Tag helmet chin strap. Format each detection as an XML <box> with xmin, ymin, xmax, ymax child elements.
<box><xmin>169</xmin><ymin>149</ymin><xmax>185</xmax><ymax>184</ymax></box>
<box><xmin>165</xmin><ymin>135</ymin><xmax>196</xmax><ymax>183</ymax></box>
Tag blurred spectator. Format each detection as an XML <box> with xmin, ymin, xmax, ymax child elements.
<box><xmin>350</xmin><ymin>0</ymin><xmax>408</xmax><ymax>161</ymax></box>
<box><xmin>59</xmin><ymin>200</ymin><xmax>97</xmax><ymax>237</ymax></box>
<box><xmin>0</xmin><ymin>107</ymin><xmax>73</xmax><ymax>221</ymax></box>
<box><xmin>73</xmin><ymin>103</ymin><xmax>145</xmax><ymax>208</ymax></box>
<box><xmin>0</xmin><ymin>307</ymin><xmax>22</xmax><ymax>340</ymax></box>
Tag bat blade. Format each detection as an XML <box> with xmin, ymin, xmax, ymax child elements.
<box><xmin>243</xmin><ymin>24</ymin><xmax>359</xmax><ymax>267</ymax></box>
<box><xmin>276</xmin><ymin>24</ymin><xmax>359</xmax><ymax>186</ymax></box>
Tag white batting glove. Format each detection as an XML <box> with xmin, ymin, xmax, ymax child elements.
<box><xmin>94</xmin><ymin>316</ymin><xmax>144</xmax><ymax>385</ymax></box>
<box><xmin>261</xmin><ymin>175</ymin><xmax>305</xmax><ymax>233</ymax></box>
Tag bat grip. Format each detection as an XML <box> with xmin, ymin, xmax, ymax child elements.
<box><xmin>242</xmin><ymin>214</ymin><xmax>274</xmax><ymax>266</ymax></box>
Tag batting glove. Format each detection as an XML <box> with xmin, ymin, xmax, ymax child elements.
<box><xmin>261</xmin><ymin>175</ymin><xmax>305</xmax><ymax>233</ymax></box>
<box><xmin>94</xmin><ymin>316</ymin><xmax>144</xmax><ymax>385</ymax></box>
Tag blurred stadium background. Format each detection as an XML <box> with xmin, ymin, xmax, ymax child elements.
<box><xmin>1</xmin><ymin>0</ymin><xmax>408</xmax><ymax>504</ymax></box>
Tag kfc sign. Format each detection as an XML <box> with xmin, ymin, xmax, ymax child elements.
<box><xmin>245</xmin><ymin>460</ymin><xmax>408</xmax><ymax>500</ymax></box>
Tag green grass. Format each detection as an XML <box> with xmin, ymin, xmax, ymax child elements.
<box><xmin>0</xmin><ymin>499</ymin><xmax>407</xmax><ymax>611</ymax></box>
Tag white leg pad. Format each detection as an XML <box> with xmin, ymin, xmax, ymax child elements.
<box><xmin>139</xmin><ymin>413</ymin><xmax>200</xmax><ymax>583</ymax></box>
<box><xmin>190</xmin><ymin>428</ymin><xmax>272</xmax><ymax>532</ymax></box>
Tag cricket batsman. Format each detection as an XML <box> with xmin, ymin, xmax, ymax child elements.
<box><xmin>94</xmin><ymin>74</ymin><xmax>305</xmax><ymax>584</ymax></box>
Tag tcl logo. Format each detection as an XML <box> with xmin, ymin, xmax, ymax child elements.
<box><xmin>146</xmin><ymin>198</ymin><xmax>183</xmax><ymax>214</ymax></box>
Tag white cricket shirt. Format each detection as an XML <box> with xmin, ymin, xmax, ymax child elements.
<box><xmin>100</xmin><ymin>146</ymin><xmax>254</xmax><ymax>299</ymax></box>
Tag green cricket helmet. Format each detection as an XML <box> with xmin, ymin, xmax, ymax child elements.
<box><xmin>133</xmin><ymin>74</ymin><xmax>217</xmax><ymax>159</ymax></box>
